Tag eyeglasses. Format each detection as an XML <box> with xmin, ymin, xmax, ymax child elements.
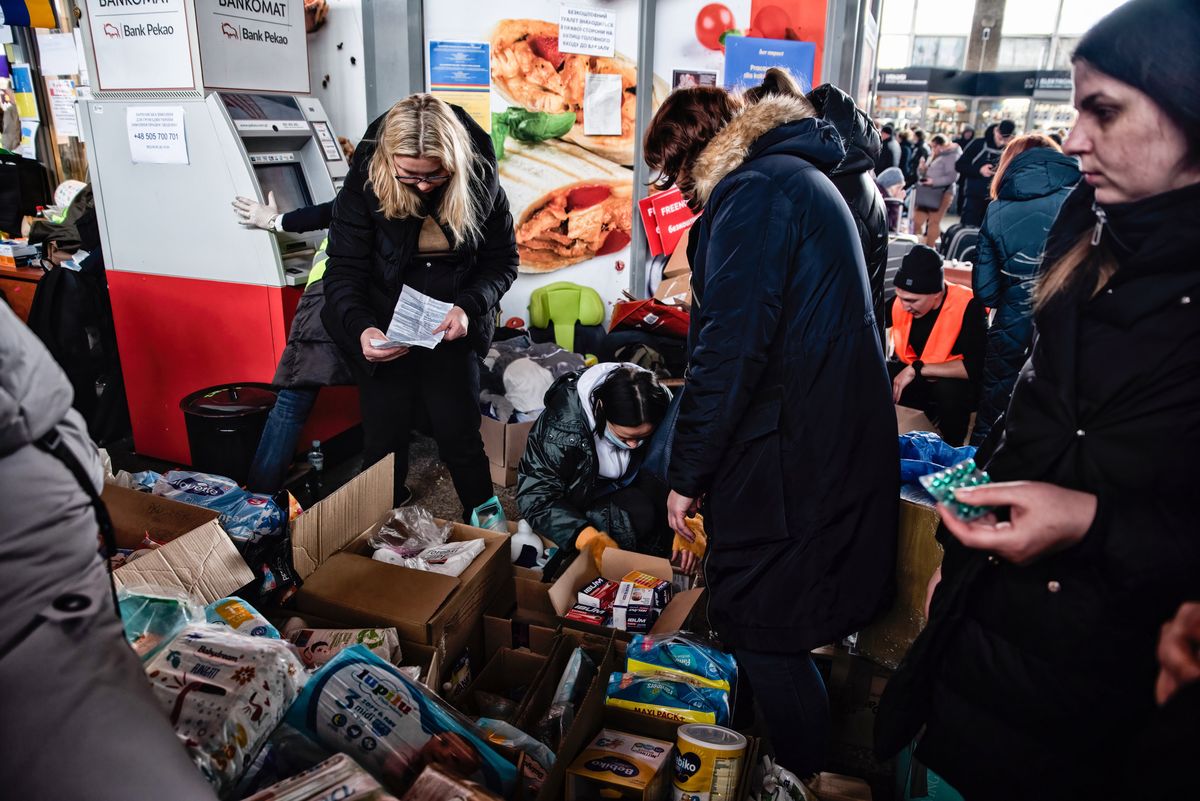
<box><xmin>394</xmin><ymin>172</ymin><xmax>451</xmax><ymax>186</ymax></box>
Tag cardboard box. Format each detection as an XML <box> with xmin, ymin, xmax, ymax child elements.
<box><xmin>566</xmin><ymin>728</ymin><xmax>674</xmax><ymax>801</ymax></box>
<box><xmin>455</xmin><ymin>646</ymin><xmax>548</xmax><ymax>724</ymax></box>
<box><xmin>290</xmin><ymin>458</ymin><xmax>515</xmax><ymax>662</ymax></box>
<box><xmin>510</xmin><ymin>522</ymin><xmax>569</xmax><ymax>626</ymax></box>
<box><xmin>653</xmin><ymin>272</ymin><xmax>692</xmax><ymax>308</ymax></box>
<box><xmin>855</xmin><ymin>499</ymin><xmax>943</xmax><ymax>670</ymax></box>
<box><xmin>809</xmin><ymin>772</ymin><xmax>874</xmax><ymax>801</ymax></box>
<box><xmin>482</xmin><ymin>613</ymin><xmax>558</xmax><ymax>663</ymax></box>
<box><xmin>104</xmin><ymin>484</ymin><xmax>254</xmax><ymax>603</ymax></box>
<box><xmin>293</xmin><ymin>524</ymin><xmax>511</xmax><ymax>651</ymax></box>
<box><xmin>481</xmin><ymin>415</ymin><xmax>535</xmax><ymax>487</ymax></box>
<box><xmin>896</xmin><ymin>405</ymin><xmax>937</xmax><ymax>435</ymax></box>
<box><xmin>661</xmin><ymin>225</ymin><xmax>692</xmax><ymax>279</ymax></box>
<box><xmin>817</xmin><ymin>646</ymin><xmax>894</xmax><ymax>782</ymax></box>
<box><xmin>549</xmin><ymin>550</ymin><xmax>703</xmax><ymax>641</ymax></box>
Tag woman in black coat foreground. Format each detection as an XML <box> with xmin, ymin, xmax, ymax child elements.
<box><xmin>322</xmin><ymin>95</ymin><xmax>518</xmax><ymax>514</ymax></box>
<box><xmin>645</xmin><ymin>86</ymin><xmax>898</xmax><ymax>779</ymax></box>
<box><xmin>879</xmin><ymin>1</ymin><xmax>1200</xmax><ymax>797</ymax></box>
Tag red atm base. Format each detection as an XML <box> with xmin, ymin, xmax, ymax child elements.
<box><xmin>108</xmin><ymin>271</ymin><xmax>360</xmax><ymax>466</ymax></box>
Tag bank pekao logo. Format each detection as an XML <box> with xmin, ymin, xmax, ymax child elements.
<box><xmin>585</xmin><ymin>756</ymin><xmax>639</xmax><ymax>778</ymax></box>
<box><xmin>221</xmin><ymin>22</ymin><xmax>240</xmax><ymax>39</ymax></box>
<box><xmin>103</xmin><ymin>22</ymin><xmax>121</xmax><ymax>38</ymax></box>
<box><xmin>674</xmin><ymin>751</ymin><xmax>702</xmax><ymax>782</ymax></box>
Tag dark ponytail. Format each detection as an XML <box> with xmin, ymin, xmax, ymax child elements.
<box><xmin>591</xmin><ymin>366</ymin><xmax>671</xmax><ymax>438</ymax></box>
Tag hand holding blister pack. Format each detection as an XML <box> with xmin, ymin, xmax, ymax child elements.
<box><xmin>919</xmin><ymin>458</ymin><xmax>996</xmax><ymax>521</ymax></box>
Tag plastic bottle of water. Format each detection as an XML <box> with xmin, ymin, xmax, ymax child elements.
<box><xmin>306</xmin><ymin>440</ymin><xmax>325</xmax><ymax>499</ymax></box>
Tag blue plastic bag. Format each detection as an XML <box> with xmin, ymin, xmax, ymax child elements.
<box><xmin>899</xmin><ymin>433</ymin><xmax>976</xmax><ymax>486</ymax></box>
<box><xmin>154</xmin><ymin>470</ymin><xmax>284</xmax><ymax>543</ymax></box>
<box><xmin>285</xmin><ymin>645</ymin><xmax>516</xmax><ymax>795</ymax></box>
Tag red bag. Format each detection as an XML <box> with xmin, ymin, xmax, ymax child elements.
<box><xmin>609</xmin><ymin>299</ymin><xmax>690</xmax><ymax>338</ymax></box>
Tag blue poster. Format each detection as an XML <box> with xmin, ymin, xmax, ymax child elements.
<box><xmin>428</xmin><ymin>40</ymin><xmax>490</xmax><ymax>91</ymax></box>
<box><xmin>723</xmin><ymin>35</ymin><xmax>816</xmax><ymax>94</ymax></box>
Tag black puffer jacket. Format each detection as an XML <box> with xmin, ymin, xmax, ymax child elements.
<box><xmin>516</xmin><ymin>372</ymin><xmax>646</xmax><ymax>552</ymax></box>
<box><xmin>670</xmin><ymin>95</ymin><xmax>899</xmax><ymax>654</ymax></box>
<box><xmin>807</xmin><ymin>84</ymin><xmax>889</xmax><ymax>341</ymax></box>
<box><xmin>914</xmin><ymin>182</ymin><xmax>1200</xmax><ymax>799</ymax></box>
<box><xmin>970</xmin><ymin>148</ymin><xmax>1079</xmax><ymax>443</ymax></box>
<box><xmin>322</xmin><ymin>106</ymin><xmax>519</xmax><ymax>364</ymax></box>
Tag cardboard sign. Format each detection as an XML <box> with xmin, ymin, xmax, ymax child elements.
<box><xmin>194</xmin><ymin>0</ymin><xmax>309</xmax><ymax>94</ymax></box>
<box><xmin>637</xmin><ymin>195</ymin><xmax>664</xmax><ymax>257</ymax></box>
<box><xmin>650</xmin><ymin>187</ymin><xmax>698</xmax><ymax>256</ymax></box>
<box><xmin>83</xmin><ymin>0</ymin><xmax>195</xmax><ymax>92</ymax></box>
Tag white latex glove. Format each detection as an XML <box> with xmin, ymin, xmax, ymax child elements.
<box><xmin>232</xmin><ymin>191</ymin><xmax>279</xmax><ymax>230</ymax></box>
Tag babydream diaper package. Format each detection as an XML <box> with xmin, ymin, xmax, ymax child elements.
<box><xmin>605</xmin><ymin>672</ymin><xmax>731</xmax><ymax>726</ymax></box>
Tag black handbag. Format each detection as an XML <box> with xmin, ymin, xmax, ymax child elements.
<box><xmin>873</xmin><ymin>549</ymin><xmax>986</xmax><ymax>759</ymax></box>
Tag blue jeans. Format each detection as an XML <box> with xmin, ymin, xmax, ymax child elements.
<box><xmin>736</xmin><ymin>648</ymin><xmax>830</xmax><ymax>779</ymax></box>
<box><xmin>246</xmin><ymin>387</ymin><xmax>318</xmax><ymax>493</ymax></box>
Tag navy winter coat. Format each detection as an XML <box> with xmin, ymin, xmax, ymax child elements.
<box><xmin>669</xmin><ymin>95</ymin><xmax>899</xmax><ymax>654</ymax></box>
<box><xmin>971</xmin><ymin>148</ymin><xmax>1079</xmax><ymax>443</ymax></box>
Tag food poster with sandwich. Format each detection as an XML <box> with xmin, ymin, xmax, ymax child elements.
<box><xmin>425</xmin><ymin>0</ymin><xmax>662</xmax><ymax>328</ymax></box>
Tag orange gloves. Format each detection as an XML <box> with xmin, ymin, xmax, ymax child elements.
<box><xmin>576</xmin><ymin>526</ymin><xmax>619</xmax><ymax>568</ymax></box>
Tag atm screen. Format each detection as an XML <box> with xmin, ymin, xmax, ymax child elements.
<box><xmin>222</xmin><ymin>94</ymin><xmax>305</xmax><ymax>122</ymax></box>
<box><xmin>254</xmin><ymin>163</ymin><xmax>313</xmax><ymax>214</ymax></box>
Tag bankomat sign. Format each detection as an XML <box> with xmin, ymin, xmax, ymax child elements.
<box><xmin>214</xmin><ymin>0</ymin><xmax>291</xmax><ymax>46</ymax></box>
<box><xmin>196</xmin><ymin>0</ymin><xmax>309</xmax><ymax>94</ymax></box>
<box><xmin>85</xmin><ymin>0</ymin><xmax>196</xmax><ymax>91</ymax></box>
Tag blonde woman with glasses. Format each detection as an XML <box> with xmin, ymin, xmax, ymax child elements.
<box><xmin>322</xmin><ymin>94</ymin><xmax>518</xmax><ymax>515</ymax></box>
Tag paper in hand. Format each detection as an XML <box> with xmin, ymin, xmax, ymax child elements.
<box><xmin>377</xmin><ymin>285</ymin><xmax>454</xmax><ymax>350</ymax></box>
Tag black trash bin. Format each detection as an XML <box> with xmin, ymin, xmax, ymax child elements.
<box><xmin>180</xmin><ymin>383</ymin><xmax>277</xmax><ymax>484</ymax></box>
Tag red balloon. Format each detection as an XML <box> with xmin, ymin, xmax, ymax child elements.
<box><xmin>696</xmin><ymin>3</ymin><xmax>736</xmax><ymax>51</ymax></box>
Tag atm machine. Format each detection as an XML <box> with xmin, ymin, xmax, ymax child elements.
<box><xmin>76</xmin><ymin>0</ymin><xmax>358</xmax><ymax>465</ymax></box>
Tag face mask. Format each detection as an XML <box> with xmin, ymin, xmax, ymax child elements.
<box><xmin>604</xmin><ymin>427</ymin><xmax>642</xmax><ymax>451</ymax></box>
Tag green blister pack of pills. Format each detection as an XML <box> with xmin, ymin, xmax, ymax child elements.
<box><xmin>919</xmin><ymin>458</ymin><xmax>995</xmax><ymax>521</ymax></box>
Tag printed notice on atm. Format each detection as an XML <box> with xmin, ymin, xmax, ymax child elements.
<box><xmin>126</xmin><ymin>107</ymin><xmax>189</xmax><ymax>165</ymax></box>
<box><xmin>373</xmin><ymin>285</ymin><xmax>453</xmax><ymax>350</ymax></box>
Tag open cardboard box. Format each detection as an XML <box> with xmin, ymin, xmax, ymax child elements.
<box><xmin>549</xmin><ymin>549</ymin><xmax>704</xmax><ymax>640</ymax></box>
<box><xmin>481</xmin><ymin>414</ymin><xmax>535</xmax><ymax>487</ymax></box>
<box><xmin>104</xmin><ymin>484</ymin><xmax>254</xmax><ymax>603</ymax></box>
<box><xmin>483</xmin><ymin>612</ymin><xmax>559</xmax><ymax>664</ymax></box>
<box><xmin>454</xmin><ymin>646</ymin><xmax>548</xmax><ymax>730</ymax></box>
<box><xmin>508</xmin><ymin>521</ymin><xmax>574</xmax><ymax>626</ymax></box>
<box><xmin>289</xmin><ymin>456</ymin><xmax>514</xmax><ymax>662</ymax></box>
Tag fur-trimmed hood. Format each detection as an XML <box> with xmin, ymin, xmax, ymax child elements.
<box><xmin>691</xmin><ymin>94</ymin><xmax>847</xmax><ymax>207</ymax></box>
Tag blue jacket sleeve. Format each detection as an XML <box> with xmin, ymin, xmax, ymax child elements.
<box><xmin>668</xmin><ymin>175</ymin><xmax>795</xmax><ymax>498</ymax></box>
<box><xmin>972</xmin><ymin>211</ymin><xmax>1004</xmax><ymax>308</ymax></box>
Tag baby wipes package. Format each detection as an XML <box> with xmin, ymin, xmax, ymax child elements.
<box><xmin>206</xmin><ymin>596</ymin><xmax>281</xmax><ymax>639</ymax></box>
<box><xmin>372</xmin><ymin>538</ymin><xmax>487</xmax><ymax>577</ymax></box>
<box><xmin>144</xmin><ymin>624</ymin><xmax>307</xmax><ymax>796</ymax></box>
<box><xmin>627</xmin><ymin>632</ymin><xmax>738</xmax><ymax>692</ymax></box>
<box><xmin>285</xmin><ymin>645</ymin><xmax>516</xmax><ymax>796</ymax></box>
<box><xmin>566</xmin><ymin>729</ymin><xmax>674</xmax><ymax>801</ymax></box>
<box><xmin>282</xmin><ymin>618</ymin><xmax>402</xmax><ymax>669</ymax></box>
<box><xmin>605</xmin><ymin>672</ymin><xmax>731</xmax><ymax>726</ymax></box>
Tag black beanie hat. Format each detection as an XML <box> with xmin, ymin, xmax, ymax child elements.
<box><xmin>1074</xmin><ymin>0</ymin><xmax>1200</xmax><ymax>157</ymax></box>
<box><xmin>998</xmin><ymin>120</ymin><xmax>1016</xmax><ymax>137</ymax></box>
<box><xmin>895</xmin><ymin>245</ymin><xmax>944</xmax><ymax>294</ymax></box>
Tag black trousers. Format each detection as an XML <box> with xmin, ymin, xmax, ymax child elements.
<box><xmin>357</xmin><ymin>339</ymin><xmax>493</xmax><ymax>515</ymax></box>
<box><xmin>587</xmin><ymin>471</ymin><xmax>672</xmax><ymax>557</ymax></box>
<box><xmin>889</xmin><ymin>361</ymin><xmax>977</xmax><ymax>446</ymax></box>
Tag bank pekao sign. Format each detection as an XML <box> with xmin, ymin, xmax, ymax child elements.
<box><xmin>85</xmin><ymin>0</ymin><xmax>196</xmax><ymax>92</ymax></box>
<box><xmin>195</xmin><ymin>0</ymin><xmax>309</xmax><ymax>94</ymax></box>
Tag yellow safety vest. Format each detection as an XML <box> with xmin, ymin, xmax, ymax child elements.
<box><xmin>305</xmin><ymin>236</ymin><xmax>329</xmax><ymax>288</ymax></box>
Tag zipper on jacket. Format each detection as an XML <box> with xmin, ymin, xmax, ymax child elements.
<box><xmin>1091</xmin><ymin>202</ymin><xmax>1107</xmax><ymax>247</ymax></box>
